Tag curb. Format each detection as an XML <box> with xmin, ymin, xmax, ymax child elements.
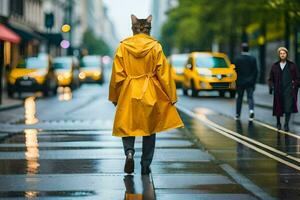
<box><xmin>0</xmin><ymin>102</ymin><xmax>23</xmax><ymax>112</ymax></box>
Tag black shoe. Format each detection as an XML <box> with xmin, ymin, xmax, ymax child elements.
<box><xmin>249</xmin><ymin>112</ymin><xmax>254</xmax><ymax>121</ymax></box>
<box><xmin>124</xmin><ymin>152</ymin><xmax>134</xmax><ymax>174</ymax></box>
<box><xmin>277</xmin><ymin>123</ymin><xmax>282</xmax><ymax>130</ymax></box>
<box><xmin>234</xmin><ymin>114</ymin><xmax>240</xmax><ymax>120</ymax></box>
<box><xmin>141</xmin><ymin>166</ymin><xmax>151</xmax><ymax>175</ymax></box>
<box><xmin>284</xmin><ymin>124</ymin><xmax>289</xmax><ymax>132</ymax></box>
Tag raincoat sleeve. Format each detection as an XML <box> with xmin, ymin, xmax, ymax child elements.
<box><xmin>155</xmin><ymin>44</ymin><xmax>177</xmax><ymax>104</ymax></box>
<box><xmin>109</xmin><ymin>46</ymin><xmax>126</xmax><ymax>103</ymax></box>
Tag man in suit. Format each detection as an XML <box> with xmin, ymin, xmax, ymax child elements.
<box><xmin>234</xmin><ymin>43</ymin><xmax>258</xmax><ymax>121</ymax></box>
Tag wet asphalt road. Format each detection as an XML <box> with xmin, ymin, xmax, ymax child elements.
<box><xmin>0</xmin><ymin>83</ymin><xmax>299</xmax><ymax>200</ymax></box>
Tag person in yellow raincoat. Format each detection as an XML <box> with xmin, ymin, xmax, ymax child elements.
<box><xmin>109</xmin><ymin>14</ymin><xmax>184</xmax><ymax>175</ymax></box>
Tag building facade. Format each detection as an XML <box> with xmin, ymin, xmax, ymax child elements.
<box><xmin>151</xmin><ymin>0</ymin><xmax>178</xmax><ymax>40</ymax></box>
<box><xmin>73</xmin><ymin>0</ymin><xmax>118</xmax><ymax>54</ymax></box>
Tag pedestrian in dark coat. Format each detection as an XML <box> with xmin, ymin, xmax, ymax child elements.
<box><xmin>268</xmin><ymin>47</ymin><xmax>300</xmax><ymax>131</ymax></box>
<box><xmin>234</xmin><ymin>43</ymin><xmax>258</xmax><ymax>121</ymax></box>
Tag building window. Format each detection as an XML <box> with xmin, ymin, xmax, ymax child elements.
<box><xmin>10</xmin><ymin>0</ymin><xmax>24</xmax><ymax>17</ymax></box>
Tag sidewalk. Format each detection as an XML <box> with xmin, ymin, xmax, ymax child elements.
<box><xmin>0</xmin><ymin>90</ymin><xmax>23</xmax><ymax>111</ymax></box>
<box><xmin>250</xmin><ymin>84</ymin><xmax>300</xmax><ymax>125</ymax></box>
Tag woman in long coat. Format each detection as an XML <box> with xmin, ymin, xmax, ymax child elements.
<box><xmin>109</xmin><ymin>15</ymin><xmax>184</xmax><ymax>175</ymax></box>
<box><xmin>268</xmin><ymin>47</ymin><xmax>300</xmax><ymax>131</ymax></box>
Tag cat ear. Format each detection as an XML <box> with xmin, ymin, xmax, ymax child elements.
<box><xmin>146</xmin><ymin>15</ymin><xmax>152</xmax><ymax>23</ymax></box>
<box><xmin>131</xmin><ymin>14</ymin><xmax>138</xmax><ymax>24</ymax></box>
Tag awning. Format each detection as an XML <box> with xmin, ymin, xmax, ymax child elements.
<box><xmin>0</xmin><ymin>23</ymin><xmax>21</xmax><ymax>43</ymax></box>
<box><xmin>7</xmin><ymin>22</ymin><xmax>45</xmax><ymax>42</ymax></box>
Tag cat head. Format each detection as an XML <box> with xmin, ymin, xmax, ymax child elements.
<box><xmin>131</xmin><ymin>14</ymin><xmax>152</xmax><ymax>35</ymax></box>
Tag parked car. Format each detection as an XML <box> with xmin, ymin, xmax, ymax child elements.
<box><xmin>79</xmin><ymin>55</ymin><xmax>104</xmax><ymax>84</ymax></box>
<box><xmin>53</xmin><ymin>56</ymin><xmax>80</xmax><ymax>89</ymax></box>
<box><xmin>168</xmin><ymin>53</ymin><xmax>189</xmax><ymax>88</ymax></box>
<box><xmin>7</xmin><ymin>56</ymin><xmax>58</xmax><ymax>97</ymax></box>
<box><xmin>182</xmin><ymin>52</ymin><xmax>237</xmax><ymax>97</ymax></box>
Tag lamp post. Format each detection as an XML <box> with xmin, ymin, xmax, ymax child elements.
<box><xmin>0</xmin><ymin>41</ymin><xmax>3</xmax><ymax>105</ymax></box>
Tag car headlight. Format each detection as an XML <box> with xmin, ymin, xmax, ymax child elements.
<box><xmin>79</xmin><ymin>72</ymin><xmax>86</xmax><ymax>79</ymax></box>
<box><xmin>64</xmin><ymin>73</ymin><xmax>71</xmax><ymax>78</ymax></box>
<box><xmin>57</xmin><ymin>74</ymin><xmax>64</xmax><ymax>81</ymax></box>
<box><xmin>8</xmin><ymin>76</ymin><xmax>16</xmax><ymax>84</ymax></box>
<box><xmin>57</xmin><ymin>73</ymin><xmax>71</xmax><ymax>81</ymax></box>
<box><xmin>94</xmin><ymin>71</ymin><xmax>101</xmax><ymax>76</ymax></box>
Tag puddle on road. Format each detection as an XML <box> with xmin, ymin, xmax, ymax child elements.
<box><xmin>14</xmin><ymin>96</ymin><xmax>39</xmax><ymax>125</ymax></box>
<box><xmin>24</xmin><ymin>97</ymin><xmax>38</xmax><ymax>125</ymax></box>
<box><xmin>180</xmin><ymin>111</ymin><xmax>300</xmax><ymax>199</ymax></box>
<box><xmin>24</xmin><ymin>129</ymin><xmax>40</xmax><ymax>174</ymax></box>
<box><xmin>58</xmin><ymin>87</ymin><xmax>73</xmax><ymax>101</ymax></box>
<box><xmin>13</xmin><ymin>87</ymin><xmax>73</xmax><ymax>125</ymax></box>
<box><xmin>124</xmin><ymin>175</ymin><xmax>155</xmax><ymax>200</ymax></box>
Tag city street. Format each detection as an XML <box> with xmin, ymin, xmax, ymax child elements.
<box><xmin>1</xmin><ymin>0</ymin><xmax>300</xmax><ymax>199</ymax></box>
<box><xmin>0</xmin><ymin>77</ymin><xmax>299</xmax><ymax>199</ymax></box>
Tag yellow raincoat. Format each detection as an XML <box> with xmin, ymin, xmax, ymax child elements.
<box><xmin>109</xmin><ymin>33</ymin><xmax>184</xmax><ymax>137</ymax></box>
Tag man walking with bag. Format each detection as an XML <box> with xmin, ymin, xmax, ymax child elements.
<box><xmin>109</xmin><ymin>15</ymin><xmax>184</xmax><ymax>175</ymax></box>
<box><xmin>234</xmin><ymin>43</ymin><xmax>258</xmax><ymax>121</ymax></box>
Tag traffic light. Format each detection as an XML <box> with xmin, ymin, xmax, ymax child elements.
<box><xmin>45</xmin><ymin>13</ymin><xmax>54</xmax><ymax>29</ymax></box>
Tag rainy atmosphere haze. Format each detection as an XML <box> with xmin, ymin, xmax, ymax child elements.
<box><xmin>0</xmin><ymin>0</ymin><xmax>300</xmax><ymax>199</ymax></box>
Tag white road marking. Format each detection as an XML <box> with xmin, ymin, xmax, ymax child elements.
<box><xmin>253</xmin><ymin>119</ymin><xmax>300</xmax><ymax>140</ymax></box>
<box><xmin>177</xmin><ymin>105</ymin><xmax>300</xmax><ymax>171</ymax></box>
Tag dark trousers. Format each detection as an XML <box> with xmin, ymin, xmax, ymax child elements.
<box><xmin>236</xmin><ymin>86</ymin><xmax>255</xmax><ymax>115</ymax></box>
<box><xmin>276</xmin><ymin>113</ymin><xmax>291</xmax><ymax>125</ymax></box>
<box><xmin>122</xmin><ymin>134</ymin><xmax>156</xmax><ymax>167</ymax></box>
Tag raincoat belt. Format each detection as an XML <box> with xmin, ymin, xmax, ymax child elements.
<box><xmin>127</xmin><ymin>72</ymin><xmax>156</xmax><ymax>99</ymax></box>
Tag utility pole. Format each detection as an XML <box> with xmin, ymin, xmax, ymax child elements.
<box><xmin>65</xmin><ymin>0</ymin><xmax>73</xmax><ymax>55</ymax></box>
<box><xmin>0</xmin><ymin>41</ymin><xmax>3</xmax><ymax>105</ymax></box>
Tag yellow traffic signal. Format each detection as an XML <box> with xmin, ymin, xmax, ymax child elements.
<box><xmin>61</xmin><ymin>24</ymin><xmax>71</xmax><ymax>33</ymax></box>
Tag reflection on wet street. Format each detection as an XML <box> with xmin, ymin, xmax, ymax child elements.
<box><xmin>24</xmin><ymin>97</ymin><xmax>38</xmax><ymax>125</ymax></box>
<box><xmin>24</xmin><ymin>129</ymin><xmax>40</xmax><ymax>174</ymax></box>
<box><xmin>124</xmin><ymin>175</ymin><xmax>155</xmax><ymax>200</ymax></box>
<box><xmin>58</xmin><ymin>87</ymin><xmax>72</xmax><ymax>101</ymax></box>
<box><xmin>180</xmin><ymin>109</ymin><xmax>300</xmax><ymax>199</ymax></box>
<box><xmin>0</xmin><ymin>85</ymin><xmax>299</xmax><ymax>199</ymax></box>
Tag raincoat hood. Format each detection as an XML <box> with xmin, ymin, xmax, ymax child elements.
<box><xmin>121</xmin><ymin>34</ymin><xmax>158</xmax><ymax>58</ymax></box>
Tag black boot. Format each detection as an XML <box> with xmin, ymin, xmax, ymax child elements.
<box><xmin>276</xmin><ymin>116</ymin><xmax>281</xmax><ymax>130</ymax></box>
<box><xmin>124</xmin><ymin>151</ymin><xmax>134</xmax><ymax>174</ymax></box>
<box><xmin>284</xmin><ymin>113</ymin><xmax>291</xmax><ymax>132</ymax></box>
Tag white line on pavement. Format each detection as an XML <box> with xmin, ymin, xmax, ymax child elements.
<box><xmin>253</xmin><ymin>119</ymin><xmax>300</xmax><ymax>140</ymax></box>
<box><xmin>177</xmin><ymin>105</ymin><xmax>300</xmax><ymax>171</ymax></box>
<box><xmin>220</xmin><ymin>164</ymin><xmax>276</xmax><ymax>200</ymax></box>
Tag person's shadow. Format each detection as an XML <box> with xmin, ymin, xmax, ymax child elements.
<box><xmin>123</xmin><ymin>175</ymin><xmax>156</xmax><ymax>200</ymax></box>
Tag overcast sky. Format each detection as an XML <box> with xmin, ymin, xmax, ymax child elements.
<box><xmin>103</xmin><ymin>0</ymin><xmax>151</xmax><ymax>41</ymax></box>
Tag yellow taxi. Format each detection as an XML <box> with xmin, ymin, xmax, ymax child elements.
<box><xmin>168</xmin><ymin>53</ymin><xmax>188</xmax><ymax>88</ymax></box>
<box><xmin>53</xmin><ymin>56</ymin><xmax>80</xmax><ymax>89</ymax></box>
<box><xmin>7</xmin><ymin>56</ymin><xmax>58</xmax><ymax>97</ymax></box>
<box><xmin>182</xmin><ymin>52</ymin><xmax>236</xmax><ymax>97</ymax></box>
<box><xmin>79</xmin><ymin>55</ymin><xmax>104</xmax><ymax>84</ymax></box>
